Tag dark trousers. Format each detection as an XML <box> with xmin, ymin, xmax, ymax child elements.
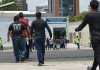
<box><xmin>12</xmin><ymin>36</ymin><xmax>26</xmax><ymax>62</ymax></box>
<box><xmin>91</xmin><ymin>40</ymin><xmax>100</xmax><ymax>70</ymax></box>
<box><xmin>34</xmin><ymin>37</ymin><xmax>45</xmax><ymax>64</ymax></box>
<box><xmin>25</xmin><ymin>43</ymin><xmax>29</xmax><ymax>59</ymax></box>
<box><xmin>76</xmin><ymin>43</ymin><xmax>80</xmax><ymax>49</ymax></box>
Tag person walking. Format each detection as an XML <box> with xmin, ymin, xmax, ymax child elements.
<box><xmin>74</xmin><ymin>33</ymin><xmax>80</xmax><ymax>49</ymax></box>
<box><xmin>60</xmin><ymin>36</ymin><xmax>65</xmax><ymax>49</ymax></box>
<box><xmin>18</xmin><ymin>12</ymin><xmax>31</xmax><ymax>60</ymax></box>
<box><xmin>7</xmin><ymin>16</ymin><xmax>26</xmax><ymax>62</ymax></box>
<box><xmin>31</xmin><ymin>12</ymin><xmax>52</xmax><ymax>66</ymax></box>
<box><xmin>75</xmin><ymin>0</ymin><xmax>100</xmax><ymax>70</ymax></box>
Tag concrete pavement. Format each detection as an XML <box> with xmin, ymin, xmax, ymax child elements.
<box><xmin>0</xmin><ymin>43</ymin><xmax>96</xmax><ymax>70</ymax></box>
<box><xmin>0</xmin><ymin>59</ymin><xmax>95</xmax><ymax>70</ymax></box>
<box><xmin>0</xmin><ymin>43</ymin><xmax>94</xmax><ymax>62</ymax></box>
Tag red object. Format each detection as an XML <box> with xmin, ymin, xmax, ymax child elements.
<box><xmin>19</xmin><ymin>17</ymin><xmax>29</xmax><ymax>26</ymax></box>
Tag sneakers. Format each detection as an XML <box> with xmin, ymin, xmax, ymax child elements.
<box><xmin>38</xmin><ymin>61</ymin><xmax>45</xmax><ymax>66</ymax></box>
<box><xmin>38</xmin><ymin>63</ymin><xmax>43</xmax><ymax>66</ymax></box>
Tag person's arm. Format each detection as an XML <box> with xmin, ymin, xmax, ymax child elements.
<box><xmin>28</xmin><ymin>26</ymin><xmax>31</xmax><ymax>39</ymax></box>
<box><xmin>75</xmin><ymin>15</ymin><xmax>89</xmax><ymax>32</ymax></box>
<box><xmin>31</xmin><ymin>21</ymin><xmax>35</xmax><ymax>38</ymax></box>
<box><xmin>45</xmin><ymin>21</ymin><xmax>52</xmax><ymax>38</ymax></box>
<box><xmin>7</xmin><ymin>31</ymin><xmax>11</xmax><ymax>42</ymax></box>
<box><xmin>7</xmin><ymin>24</ymin><xmax>13</xmax><ymax>42</ymax></box>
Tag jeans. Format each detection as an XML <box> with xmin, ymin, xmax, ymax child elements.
<box><xmin>34</xmin><ymin>37</ymin><xmax>45</xmax><ymax>64</ymax></box>
<box><xmin>12</xmin><ymin>36</ymin><xmax>26</xmax><ymax>61</ymax></box>
<box><xmin>25</xmin><ymin>42</ymin><xmax>29</xmax><ymax>59</ymax></box>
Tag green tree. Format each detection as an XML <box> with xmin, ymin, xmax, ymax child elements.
<box><xmin>0</xmin><ymin>0</ymin><xmax>19</xmax><ymax>11</ymax></box>
<box><xmin>69</xmin><ymin>11</ymin><xmax>88</xmax><ymax>22</ymax></box>
<box><xmin>2</xmin><ymin>0</ymin><xmax>14</xmax><ymax>4</ymax></box>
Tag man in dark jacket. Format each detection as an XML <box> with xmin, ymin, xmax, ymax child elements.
<box><xmin>75</xmin><ymin>0</ymin><xmax>100</xmax><ymax>70</ymax></box>
<box><xmin>31</xmin><ymin>12</ymin><xmax>52</xmax><ymax>66</ymax></box>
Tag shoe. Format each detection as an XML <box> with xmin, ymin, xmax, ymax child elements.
<box><xmin>41</xmin><ymin>62</ymin><xmax>44</xmax><ymax>64</ymax></box>
<box><xmin>38</xmin><ymin>63</ymin><xmax>43</xmax><ymax>66</ymax></box>
<box><xmin>19</xmin><ymin>58</ymin><xmax>25</xmax><ymax>62</ymax></box>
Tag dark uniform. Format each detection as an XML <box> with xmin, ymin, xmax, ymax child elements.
<box><xmin>75</xmin><ymin>10</ymin><xmax>100</xmax><ymax>70</ymax></box>
<box><xmin>31</xmin><ymin>17</ymin><xmax>52</xmax><ymax>66</ymax></box>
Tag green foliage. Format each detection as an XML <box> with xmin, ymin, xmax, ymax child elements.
<box><xmin>0</xmin><ymin>4</ymin><xmax>18</xmax><ymax>11</ymax></box>
<box><xmin>0</xmin><ymin>0</ymin><xmax>19</xmax><ymax>11</ymax></box>
<box><xmin>69</xmin><ymin>12</ymin><xmax>88</xmax><ymax>22</ymax></box>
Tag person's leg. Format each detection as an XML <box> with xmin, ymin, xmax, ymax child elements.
<box><xmin>35</xmin><ymin>38</ymin><xmax>43</xmax><ymax>65</ymax></box>
<box><xmin>19</xmin><ymin>37</ymin><xmax>27</xmax><ymax>61</ymax></box>
<box><xmin>91</xmin><ymin>55</ymin><xmax>98</xmax><ymax>70</ymax></box>
<box><xmin>91</xmin><ymin>42</ymin><xmax>98</xmax><ymax>70</ymax></box>
<box><xmin>12</xmin><ymin>37</ymin><xmax>20</xmax><ymax>62</ymax></box>
<box><xmin>41</xmin><ymin>38</ymin><xmax>45</xmax><ymax>64</ymax></box>
<box><xmin>48</xmin><ymin>44</ymin><xmax>50</xmax><ymax>50</ymax></box>
<box><xmin>25</xmin><ymin>42</ymin><xmax>29</xmax><ymax>59</ymax></box>
<box><xmin>37</xmin><ymin>49</ymin><xmax>43</xmax><ymax>63</ymax></box>
<box><xmin>77</xmin><ymin>43</ymin><xmax>80</xmax><ymax>49</ymax></box>
<box><xmin>63</xmin><ymin>43</ymin><xmax>65</xmax><ymax>48</ymax></box>
<box><xmin>95</xmin><ymin>45</ymin><xmax>100</xmax><ymax>70</ymax></box>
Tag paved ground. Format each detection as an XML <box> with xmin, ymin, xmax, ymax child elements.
<box><xmin>0</xmin><ymin>46</ymin><xmax>93</xmax><ymax>63</ymax></box>
<box><xmin>0</xmin><ymin>49</ymin><xmax>95</xmax><ymax>70</ymax></box>
<box><xmin>0</xmin><ymin>43</ymin><xmax>96</xmax><ymax>70</ymax></box>
<box><xmin>0</xmin><ymin>59</ymin><xmax>95</xmax><ymax>70</ymax></box>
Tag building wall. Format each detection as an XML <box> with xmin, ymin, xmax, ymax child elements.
<box><xmin>48</xmin><ymin>0</ymin><xmax>80</xmax><ymax>16</ymax></box>
<box><xmin>55</xmin><ymin>0</ymin><xmax>61</xmax><ymax>16</ymax></box>
<box><xmin>48</xmin><ymin>0</ymin><xmax>55</xmax><ymax>16</ymax></box>
<box><xmin>36</xmin><ymin>6</ymin><xmax>48</xmax><ymax>13</ymax></box>
<box><xmin>15</xmin><ymin>0</ymin><xmax>27</xmax><ymax>11</ymax></box>
<box><xmin>61</xmin><ymin>0</ymin><xmax>74</xmax><ymax>16</ymax></box>
<box><xmin>74</xmin><ymin>0</ymin><xmax>80</xmax><ymax>16</ymax></box>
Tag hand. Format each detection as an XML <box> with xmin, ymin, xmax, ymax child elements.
<box><xmin>75</xmin><ymin>28</ymin><xmax>79</xmax><ymax>32</ymax></box>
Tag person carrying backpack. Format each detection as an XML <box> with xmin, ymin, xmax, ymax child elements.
<box><xmin>7</xmin><ymin>16</ymin><xmax>26</xmax><ymax>62</ymax></box>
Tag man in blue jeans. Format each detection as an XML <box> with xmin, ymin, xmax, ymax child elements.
<box><xmin>7</xmin><ymin>16</ymin><xmax>26</xmax><ymax>62</ymax></box>
<box><xmin>31</xmin><ymin>12</ymin><xmax>52</xmax><ymax>66</ymax></box>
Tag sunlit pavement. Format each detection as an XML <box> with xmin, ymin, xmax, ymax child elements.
<box><xmin>0</xmin><ymin>43</ymin><xmax>95</xmax><ymax>70</ymax></box>
<box><xmin>0</xmin><ymin>60</ymin><xmax>94</xmax><ymax>70</ymax></box>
